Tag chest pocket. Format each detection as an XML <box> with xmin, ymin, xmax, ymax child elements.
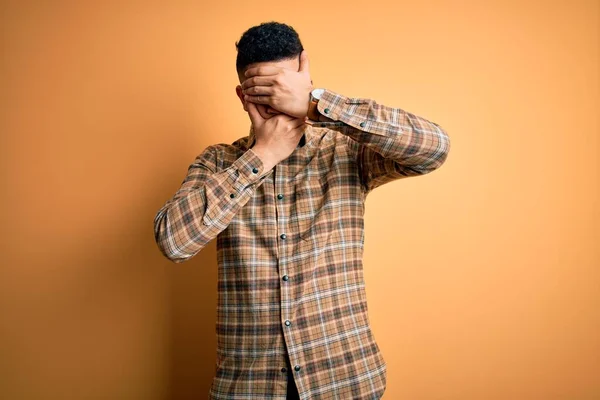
<box><xmin>292</xmin><ymin>172</ymin><xmax>338</xmax><ymax>243</ymax></box>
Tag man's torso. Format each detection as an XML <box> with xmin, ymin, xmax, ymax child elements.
<box><xmin>209</xmin><ymin>124</ymin><xmax>387</xmax><ymax>400</ymax></box>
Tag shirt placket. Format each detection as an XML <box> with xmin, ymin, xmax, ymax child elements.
<box><xmin>273</xmin><ymin>159</ymin><xmax>303</xmax><ymax>395</ymax></box>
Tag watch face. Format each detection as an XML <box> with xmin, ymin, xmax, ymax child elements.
<box><xmin>312</xmin><ymin>88</ymin><xmax>325</xmax><ymax>100</ymax></box>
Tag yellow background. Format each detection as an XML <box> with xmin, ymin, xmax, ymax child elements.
<box><xmin>1</xmin><ymin>1</ymin><xmax>598</xmax><ymax>399</ymax></box>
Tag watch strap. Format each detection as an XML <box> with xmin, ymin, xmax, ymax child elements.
<box><xmin>307</xmin><ymin>98</ymin><xmax>320</xmax><ymax>121</ymax></box>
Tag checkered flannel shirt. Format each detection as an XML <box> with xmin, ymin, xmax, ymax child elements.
<box><xmin>154</xmin><ymin>89</ymin><xmax>451</xmax><ymax>399</ymax></box>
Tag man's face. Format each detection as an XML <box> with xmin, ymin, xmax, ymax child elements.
<box><xmin>236</xmin><ymin>57</ymin><xmax>300</xmax><ymax>120</ymax></box>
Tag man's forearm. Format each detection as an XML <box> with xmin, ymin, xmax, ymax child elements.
<box><xmin>154</xmin><ymin>146</ymin><xmax>269</xmax><ymax>263</ymax></box>
<box><xmin>314</xmin><ymin>89</ymin><xmax>450</xmax><ymax>173</ymax></box>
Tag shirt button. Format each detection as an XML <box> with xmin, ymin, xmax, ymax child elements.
<box><xmin>294</xmin><ymin>365</ymin><xmax>301</xmax><ymax>372</ymax></box>
<box><xmin>280</xmin><ymin>234</ymin><xmax>287</xmax><ymax>240</ymax></box>
<box><xmin>252</xmin><ymin>167</ymin><xmax>259</xmax><ymax>174</ymax></box>
<box><xmin>324</xmin><ymin>108</ymin><xmax>330</xmax><ymax>114</ymax></box>
<box><xmin>360</xmin><ymin>121</ymin><xmax>366</xmax><ymax>127</ymax></box>
<box><xmin>229</xmin><ymin>193</ymin><xmax>235</xmax><ymax>198</ymax></box>
<box><xmin>281</xmin><ymin>367</ymin><xmax>287</xmax><ymax>373</ymax></box>
<box><xmin>277</xmin><ymin>194</ymin><xmax>284</xmax><ymax>200</ymax></box>
<box><xmin>282</xmin><ymin>275</ymin><xmax>289</xmax><ymax>281</ymax></box>
<box><xmin>284</xmin><ymin>320</ymin><xmax>291</xmax><ymax>326</ymax></box>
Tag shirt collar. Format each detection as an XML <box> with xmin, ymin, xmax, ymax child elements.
<box><xmin>246</xmin><ymin>123</ymin><xmax>315</xmax><ymax>151</ymax></box>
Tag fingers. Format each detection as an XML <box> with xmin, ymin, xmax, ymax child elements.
<box><xmin>256</xmin><ymin>103</ymin><xmax>273</xmax><ymax>120</ymax></box>
<box><xmin>246</xmin><ymin>101</ymin><xmax>264</xmax><ymax>128</ymax></box>
<box><xmin>245</xmin><ymin>66</ymin><xmax>280</xmax><ymax>78</ymax></box>
<box><xmin>270</xmin><ymin>111</ymin><xmax>307</xmax><ymax>124</ymax></box>
<box><xmin>241</xmin><ymin>76</ymin><xmax>274</xmax><ymax>90</ymax></box>
<box><xmin>299</xmin><ymin>50</ymin><xmax>310</xmax><ymax>73</ymax></box>
<box><xmin>242</xmin><ymin>85</ymin><xmax>274</xmax><ymax>96</ymax></box>
<box><xmin>275</xmin><ymin>113</ymin><xmax>306</xmax><ymax>128</ymax></box>
<box><xmin>244</xmin><ymin>95</ymin><xmax>270</xmax><ymax>105</ymax></box>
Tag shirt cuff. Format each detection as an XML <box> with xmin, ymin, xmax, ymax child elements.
<box><xmin>317</xmin><ymin>89</ymin><xmax>402</xmax><ymax>137</ymax></box>
<box><xmin>316</xmin><ymin>89</ymin><xmax>351</xmax><ymax>121</ymax></box>
<box><xmin>229</xmin><ymin>148</ymin><xmax>267</xmax><ymax>192</ymax></box>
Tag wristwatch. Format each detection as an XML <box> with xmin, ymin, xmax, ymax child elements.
<box><xmin>307</xmin><ymin>88</ymin><xmax>325</xmax><ymax>121</ymax></box>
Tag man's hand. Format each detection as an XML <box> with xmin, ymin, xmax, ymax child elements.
<box><xmin>247</xmin><ymin>102</ymin><xmax>305</xmax><ymax>171</ymax></box>
<box><xmin>241</xmin><ymin>50</ymin><xmax>313</xmax><ymax>119</ymax></box>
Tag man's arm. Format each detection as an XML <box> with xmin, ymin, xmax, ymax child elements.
<box><xmin>314</xmin><ymin>89</ymin><xmax>451</xmax><ymax>192</ymax></box>
<box><xmin>153</xmin><ymin>145</ymin><xmax>268</xmax><ymax>263</ymax></box>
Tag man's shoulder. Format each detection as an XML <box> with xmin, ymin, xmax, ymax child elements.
<box><xmin>230</xmin><ymin>134</ymin><xmax>252</xmax><ymax>150</ymax></box>
<box><xmin>198</xmin><ymin>134</ymin><xmax>250</xmax><ymax>162</ymax></box>
<box><xmin>206</xmin><ymin>130</ymin><xmax>250</xmax><ymax>149</ymax></box>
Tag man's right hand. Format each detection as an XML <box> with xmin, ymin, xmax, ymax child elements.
<box><xmin>246</xmin><ymin>101</ymin><xmax>306</xmax><ymax>172</ymax></box>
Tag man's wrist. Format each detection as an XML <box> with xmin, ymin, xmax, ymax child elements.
<box><xmin>250</xmin><ymin>144</ymin><xmax>277</xmax><ymax>172</ymax></box>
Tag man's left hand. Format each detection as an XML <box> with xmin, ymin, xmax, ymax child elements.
<box><xmin>241</xmin><ymin>50</ymin><xmax>313</xmax><ymax>119</ymax></box>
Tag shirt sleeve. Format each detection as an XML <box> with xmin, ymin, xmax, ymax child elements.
<box><xmin>153</xmin><ymin>145</ymin><xmax>268</xmax><ymax>263</ymax></box>
<box><xmin>316</xmin><ymin>89</ymin><xmax>451</xmax><ymax>193</ymax></box>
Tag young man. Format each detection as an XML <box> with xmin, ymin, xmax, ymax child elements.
<box><xmin>154</xmin><ymin>21</ymin><xmax>451</xmax><ymax>400</ymax></box>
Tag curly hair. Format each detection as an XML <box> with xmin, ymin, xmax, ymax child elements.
<box><xmin>235</xmin><ymin>21</ymin><xmax>304</xmax><ymax>74</ymax></box>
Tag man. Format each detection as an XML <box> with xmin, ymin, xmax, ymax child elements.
<box><xmin>154</xmin><ymin>21</ymin><xmax>450</xmax><ymax>400</ymax></box>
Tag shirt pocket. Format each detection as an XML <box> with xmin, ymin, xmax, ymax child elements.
<box><xmin>292</xmin><ymin>172</ymin><xmax>337</xmax><ymax>243</ymax></box>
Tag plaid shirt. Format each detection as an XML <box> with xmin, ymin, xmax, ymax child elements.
<box><xmin>154</xmin><ymin>89</ymin><xmax>451</xmax><ymax>399</ymax></box>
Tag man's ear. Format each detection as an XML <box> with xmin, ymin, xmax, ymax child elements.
<box><xmin>236</xmin><ymin>85</ymin><xmax>248</xmax><ymax>112</ymax></box>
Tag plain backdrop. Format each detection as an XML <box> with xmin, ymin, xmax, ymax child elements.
<box><xmin>1</xmin><ymin>1</ymin><xmax>598</xmax><ymax>399</ymax></box>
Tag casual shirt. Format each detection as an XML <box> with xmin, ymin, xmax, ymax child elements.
<box><xmin>154</xmin><ymin>89</ymin><xmax>451</xmax><ymax>399</ymax></box>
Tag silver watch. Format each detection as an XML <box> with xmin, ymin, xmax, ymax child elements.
<box><xmin>310</xmin><ymin>88</ymin><xmax>325</xmax><ymax>102</ymax></box>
